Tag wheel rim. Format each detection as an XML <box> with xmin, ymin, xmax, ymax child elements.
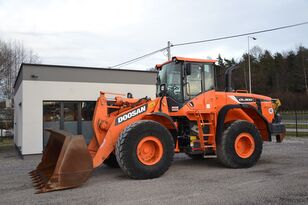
<box><xmin>234</xmin><ymin>133</ymin><xmax>255</xmax><ymax>158</ymax></box>
<box><xmin>137</xmin><ymin>136</ymin><xmax>163</xmax><ymax>165</ymax></box>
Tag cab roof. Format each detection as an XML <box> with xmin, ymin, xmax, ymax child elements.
<box><xmin>155</xmin><ymin>56</ymin><xmax>216</xmax><ymax>69</ymax></box>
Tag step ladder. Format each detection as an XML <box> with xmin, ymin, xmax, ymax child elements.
<box><xmin>194</xmin><ymin>111</ymin><xmax>215</xmax><ymax>151</ymax></box>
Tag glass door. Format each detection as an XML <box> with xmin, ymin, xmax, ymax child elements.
<box><xmin>43</xmin><ymin>101</ymin><xmax>96</xmax><ymax>147</ymax></box>
<box><xmin>43</xmin><ymin>102</ymin><xmax>61</xmax><ymax>147</ymax></box>
<box><xmin>63</xmin><ymin>102</ymin><xmax>79</xmax><ymax>135</ymax></box>
<box><xmin>81</xmin><ymin>102</ymin><xmax>96</xmax><ymax>144</ymax></box>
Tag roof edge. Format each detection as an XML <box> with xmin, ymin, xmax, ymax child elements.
<box><xmin>155</xmin><ymin>56</ymin><xmax>216</xmax><ymax>69</ymax></box>
<box><xmin>13</xmin><ymin>63</ymin><xmax>157</xmax><ymax>88</ymax></box>
<box><xmin>21</xmin><ymin>63</ymin><xmax>157</xmax><ymax>73</ymax></box>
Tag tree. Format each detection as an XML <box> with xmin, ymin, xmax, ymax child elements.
<box><xmin>215</xmin><ymin>54</ymin><xmax>226</xmax><ymax>91</ymax></box>
<box><xmin>0</xmin><ymin>39</ymin><xmax>40</xmax><ymax>130</ymax></box>
<box><xmin>216</xmin><ymin>46</ymin><xmax>308</xmax><ymax>110</ymax></box>
<box><xmin>297</xmin><ymin>46</ymin><xmax>308</xmax><ymax>94</ymax></box>
<box><xmin>0</xmin><ymin>39</ymin><xmax>40</xmax><ymax>100</ymax></box>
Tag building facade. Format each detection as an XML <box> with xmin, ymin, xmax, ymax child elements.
<box><xmin>14</xmin><ymin>63</ymin><xmax>156</xmax><ymax>155</ymax></box>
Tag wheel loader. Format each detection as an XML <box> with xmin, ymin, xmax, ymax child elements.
<box><xmin>29</xmin><ymin>56</ymin><xmax>286</xmax><ymax>193</ymax></box>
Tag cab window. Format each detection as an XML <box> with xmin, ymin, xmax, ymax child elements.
<box><xmin>157</xmin><ymin>62</ymin><xmax>183</xmax><ymax>102</ymax></box>
<box><xmin>204</xmin><ymin>64</ymin><xmax>214</xmax><ymax>91</ymax></box>
<box><xmin>186</xmin><ymin>64</ymin><xmax>202</xmax><ymax>97</ymax></box>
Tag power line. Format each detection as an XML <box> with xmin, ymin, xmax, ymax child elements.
<box><xmin>112</xmin><ymin>21</ymin><xmax>308</xmax><ymax>68</ymax></box>
<box><xmin>172</xmin><ymin>21</ymin><xmax>308</xmax><ymax>47</ymax></box>
<box><xmin>111</xmin><ymin>47</ymin><xmax>167</xmax><ymax>68</ymax></box>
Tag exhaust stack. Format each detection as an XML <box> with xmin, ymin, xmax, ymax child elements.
<box><xmin>224</xmin><ymin>64</ymin><xmax>239</xmax><ymax>92</ymax></box>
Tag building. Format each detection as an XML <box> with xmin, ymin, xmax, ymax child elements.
<box><xmin>14</xmin><ymin>63</ymin><xmax>157</xmax><ymax>155</ymax></box>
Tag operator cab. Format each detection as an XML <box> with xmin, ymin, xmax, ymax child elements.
<box><xmin>156</xmin><ymin>57</ymin><xmax>216</xmax><ymax>110</ymax></box>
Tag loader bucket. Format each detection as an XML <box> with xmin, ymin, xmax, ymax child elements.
<box><xmin>29</xmin><ymin>129</ymin><xmax>93</xmax><ymax>193</ymax></box>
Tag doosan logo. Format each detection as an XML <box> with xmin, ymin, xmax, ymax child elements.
<box><xmin>116</xmin><ymin>104</ymin><xmax>148</xmax><ymax>125</ymax></box>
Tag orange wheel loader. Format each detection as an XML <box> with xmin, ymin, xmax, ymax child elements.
<box><xmin>29</xmin><ymin>56</ymin><xmax>286</xmax><ymax>193</ymax></box>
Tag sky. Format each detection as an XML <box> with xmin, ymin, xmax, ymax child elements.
<box><xmin>0</xmin><ymin>0</ymin><xmax>308</xmax><ymax>70</ymax></box>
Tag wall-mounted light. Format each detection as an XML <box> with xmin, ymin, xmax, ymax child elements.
<box><xmin>31</xmin><ymin>74</ymin><xmax>38</xmax><ymax>79</ymax></box>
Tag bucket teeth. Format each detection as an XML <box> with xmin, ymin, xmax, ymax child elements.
<box><xmin>35</xmin><ymin>185</ymin><xmax>48</xmax><ymax>194</ymax></box>
<box><xmin>32</xmin><ymin>179</ymin><xmax>40</xmax><ymax>184</ymax></box>
<box><xmin>30</xmin><ymin>170</ymin><xmax>47</xmax><ymax>188</ymax></box>
<box><xmin>30</xmin><ymin>172</ymin><xmax>39</xmax><ymax>178</ymax></box>
<box><xmin>31</xmin><ymin>174</ymin><xmax>39</xmax><ymax>179</ymax></box>
<box><xmin>31</xmin><ymin>176</ymin><xmax>40</xmax><ymax>181</ymax></box>
<box><xmin>35</xmin><ymin>189</ymin><xmax>45</xmax><ymax>194</ymax></box>
<box><xmin>34</xmin><ymin>183</ymin><xmax>41</xmax><ymax>188</ymax></box>
<box><xmin>28</xmin><ymin>170</ymin><xmax>36</xmax><ymax>175</ymax></box>
<box><xmin>34</xmin><ymin>183</ymin><xmax>45</xmax><ymax>188</ymax></box>
<box><xmin>33</xmin><ymin>178</ymin><xmax>44</xmax><ymax>185</ymax></box>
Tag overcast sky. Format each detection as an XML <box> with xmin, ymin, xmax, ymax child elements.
<box><xmin>1</xmin><ymin>0</ymin><xmax>308</xmax><ymax>70</ymax></box>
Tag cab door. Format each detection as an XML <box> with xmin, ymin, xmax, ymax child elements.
<box><xmin>184</xmin><ymin>63</ymin><xmax>203</xmax><ymax>101</ymax></box>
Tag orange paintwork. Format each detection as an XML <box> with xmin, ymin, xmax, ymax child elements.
<box><xmin>86</xmin><ymin>57</ymin><xmax>277</xmax><ymax>168</ymax></box>
<box><xmin>234</xmin><ymin>133</ymin><xmax>255</xmax><ymax>158</ymax></box>
<box><xmin>137</xmin><ymin>136</ymin><xmax>163</xmax><ymax>165</ymax></box>
<box><xmin>88</xmin><ymin>93</ymin><xmax>157</xmax><ymax>168</ymax></box>
<box><xmin>156</xmin><ymin>56</ymin><xmax>216</xmax><ymax>69</ymax></box>
<box><xmin>173</xmin><ymin>56</ymin><xmax>217</xmax><ymax>63</ymax></box>
<box><xmin>87</xmin><ymin>89</ymin><xmax>276</xmax><ymax>168</ymax></box>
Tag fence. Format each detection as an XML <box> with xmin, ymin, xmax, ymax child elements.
<box><xmin>281</xmin><ymin>110</ymin><xmax>308</xmax><ymax>137</ymax></box>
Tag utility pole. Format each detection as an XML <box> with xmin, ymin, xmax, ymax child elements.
<box><xmin>167</xmin><ymin>41</ymin><xmax>172</xmax><ymax>61</ymax></box>
<box><xmin>302</xmin><ymin>53</ymin><xmax>308</xmax><ymax>94</ymax></box>
<box><xmin>248</xmin><ymin>36</ymin><xmax>256</xmax><ymax>93</ymax></box>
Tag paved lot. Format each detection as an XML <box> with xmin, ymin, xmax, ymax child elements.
<box><xmin>1</xmin><ymin>138</ymin><xmax>308</xmax><ymax>205</ymax></box>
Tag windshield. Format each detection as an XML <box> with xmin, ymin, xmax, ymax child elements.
<box><xmin>156</xmin><ymin>61</ymin><xmax>215</xmax><ymax>102</ymax></box>
<box><xmin>157</xmin><ymin>62</ymin><xmax>183</xmax><ymax>102</ymax></box>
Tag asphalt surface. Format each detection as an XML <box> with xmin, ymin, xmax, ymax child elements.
<box><xmin>0</xmin><ymin>138</ymin><xmax>307</xmax><ymax>205</ymax></box>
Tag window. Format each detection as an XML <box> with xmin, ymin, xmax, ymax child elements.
<box><xmin>157</xmin><ymin>62</ymin><xmax>183</xmax><ymax>102</ymax></box>
<box><xmin>43</xmin><ymin>101</ymin><xmax>96</xmax><ymax>146</ymax></box>
<box><xmin>186</xmin><ymin>64</ymin><xmax>202</xmax><ymax>97</ymax></box>
<box><xmin>204</xmin><ymin>64</ymin><xmax>214</xmax><ymax>91</ymax></box>
<box><xmin>43</xmin><ymin>102</ymin><xmax>60</xmax><ymax>121</ymax></box>
<box><xmin>81</xmin><ymin>102</ymin><xmax>96</xmax><ymax>121</ymax></box>
<box><xmin>63</xmin><ymin>102</ymin><xmax>78</xmax><ymax>121</ymax></box>
<box><xmin>81</xmin><ymin>102</ymin><xmax>96</xmax><ymax>144</ymax></box>
<box><xmin>63</xmin><ymin>102</ymin><xmax>79</xmax><ymax>135</ymax></box>
<box><xmin>43</xmin><ymin>102</ymin><xmax>61</xmax><ymax>147</ymax></box>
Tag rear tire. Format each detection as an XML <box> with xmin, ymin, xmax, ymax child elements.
<box><xmin>217</xmin><ymin>120</ymin><xmax>263</xmax><ymax>168</ymax></box>
<box><xmin>115</xmin><ymin>120</ymin><xmax>174</xmax><ymax>179</ymax></box>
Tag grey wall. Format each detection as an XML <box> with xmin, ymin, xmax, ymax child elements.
<box><xmin>14</xmin><ymin>64</ymin><xmax>157</xmax><ymax>92</ymax></box>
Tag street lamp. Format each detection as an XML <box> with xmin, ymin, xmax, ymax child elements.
<box><xmin>248</xmin><ymin>36</ymin><xmax>257</xmax><ymax>93</ymax></box>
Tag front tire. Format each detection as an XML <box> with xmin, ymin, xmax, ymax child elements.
<box><xmin>115</xmin><ymin>120</ymin><xmax>174</xmax><ymax>179</ymax></box>
<box><xmin>217</xmin><ymin>120</ymin><xmax>263</xmax><ymax>168</ymax></box>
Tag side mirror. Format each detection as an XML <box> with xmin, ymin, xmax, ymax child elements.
<box><xmin>185</xmin><ymin>63</ymin><xmax>191</xmax><ymax>75</ymax></box>
<box><xmin>159</xmin><ymin>84</ymin><xmax>167</xmax><ymax>96</ymax></box>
